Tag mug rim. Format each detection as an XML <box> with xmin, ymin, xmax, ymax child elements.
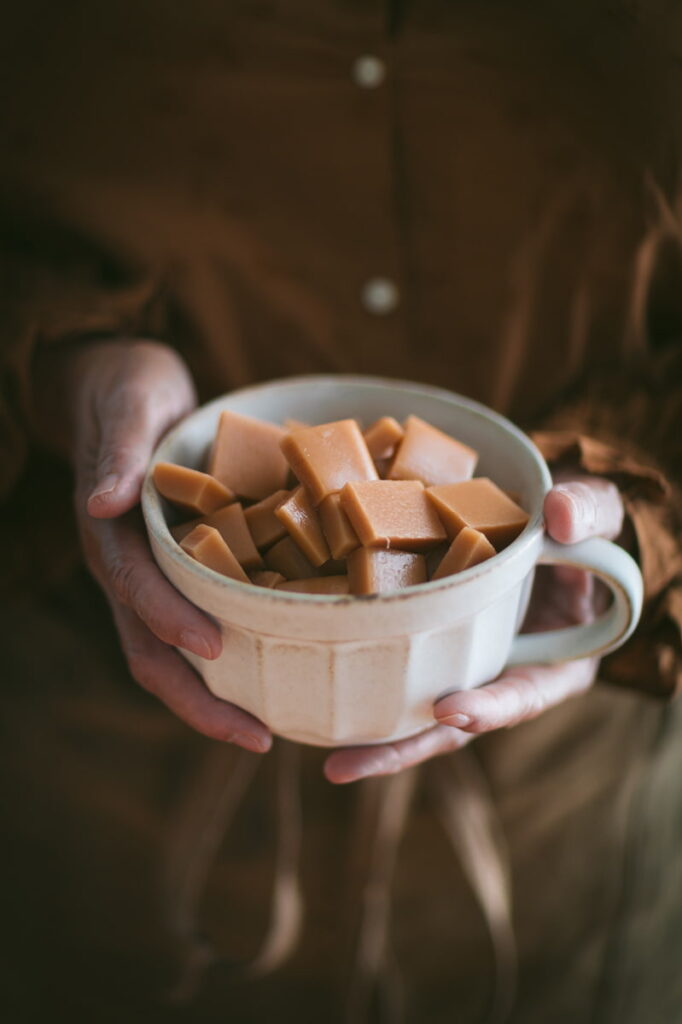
<box><xmin>142</xmin><ymin>374</ymin><xmax>552</xmax><ymax>605</ymax></box>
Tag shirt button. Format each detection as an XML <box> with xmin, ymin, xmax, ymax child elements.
<box><xmin>362</xmin><ymin>277</ymin><xmax>399</xmax><ymax>315</ymax></box>
<box><xmin>351</xmin><ymin>55</ymin><xmax>386</xmax><ymax>89</ymax></box>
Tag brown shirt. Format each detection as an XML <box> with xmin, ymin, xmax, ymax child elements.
<box><xmin>0</xmin><ymin>5</ymin><xmax>681</xmax><ymax>1020</ymax></box>
<box><xmin>1</xmin><ymin>0</ymin><xmax>679</xmax><ymax>693</ymax></box>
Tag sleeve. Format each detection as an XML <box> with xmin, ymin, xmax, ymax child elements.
<box><xmin>530</xmin><ymin>339</ymin><xmax>682</xmax><ymax>699</ymax></box>
<box><xmin>0</xmin><ymin>210</ymin><xmax>166</xmax><ymax>500</ymax></box>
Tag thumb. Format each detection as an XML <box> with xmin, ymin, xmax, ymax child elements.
<box><xmin>86</xmin><ymin>382</ymin><xmax>193</xmax><ymax>519</ymax></box>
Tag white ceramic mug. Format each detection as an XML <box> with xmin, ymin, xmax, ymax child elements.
<box><xmin>142</xmin><ymin>375</ymin><xmax>643</xmax><ymax>747</ymax></box>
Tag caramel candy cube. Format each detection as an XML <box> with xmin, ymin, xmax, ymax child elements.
<box><xmin>275</xmin><ymin>487</ymin><xmax>330</xmax><ymax>567</ymax></box>
<box><xmin>243</xmin><ymin>489</ymin><xmax>290</xmax><ymax>550</ymax></box>
<box><xmin>348</xmin><ymin>549</ymin><xmax>427</xmax><ymax>595</ymax></box>
<box><xmin>249</xmin><ymin>570</ymin><xmax>286</xmax><ymax>588</ymax></box>
<box><xmin>264</xmin><ymin>536</ymin><xmax>319</xmax><ymax>580</ymax></box>
<box><xmin>363</xmin><ymin>416</ymin><xmax>405</xmax><ymax>461</ymax></box>
<box><xmin>277</xmin><ymin>576</ymin><xmax>350</xmax><ymax>595</ymax></box>
<box><xmin>387</xmin><ymin>415</ymin><xmax>478</xmax><ymax>487</ymax></box>
<box><xmin>431</xmin><ymin>527</ymin><xmax>496</xmax><ymax>580</ymax></box>
<box><xmin>170</xmin><ymin>519</ymin><xmax>199</xmax><ymax>543</ymax></box>
<box><xmin>180</xmin><ymin>525</ymin><xmax>249</xmax><ymax>582</ymax></box>
<box><xmin>203</xmin><ymin>503</ymin><xmax>262</xmax><ymax>568</ymax></box>
<box><xmin>427</xmin><ymin>478</ymin><xmax>529</xmax><ymax>548</ymax></box>
<box><xmin>318</xmin><ymin>493</ymin><xmax>360</xmax><ymax>559</ymax></box>
<box><xmin>280</xmin><ymin>419</ymin><xmax>378</xmax><ymax>506</ymax></box>
<box><xmin>340</xmin><ymin>480</ymin><xmax>446</xmax><ymax>551</ymax></box>
<box><xmin>209</xmin><ymin>410</ymin><xmax>290</xmax><ymax>501</ymax></box>
<box><xmin>153</xmin><ymin>463</ymin><xmax>234</xmax><ymax>516</ymax></box>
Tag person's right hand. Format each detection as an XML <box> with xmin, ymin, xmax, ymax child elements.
<box><xmin>44</xmin><ymin>338</ymin><xmax>272</xmax><ymax>754</ymax></box>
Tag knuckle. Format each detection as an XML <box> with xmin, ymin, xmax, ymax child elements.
<box><xmin>109</xmin><ymin>558</ymin><xmax>139</xmax><ymax>605</ymax></box>
<box><xmin>126</xmin><ymin>650</ymin><xmax>159</xmax><ymax>694</ymax></box>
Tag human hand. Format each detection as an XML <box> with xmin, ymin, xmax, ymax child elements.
<box><xmin>324</xmin><ymin>476</ymin><xmax>624</xmax><ymax>783</ymax></box>
<box><xmin>40</xmin><ymin>338</ymin><xmax>271</xmax><ymax>753</ymax></box>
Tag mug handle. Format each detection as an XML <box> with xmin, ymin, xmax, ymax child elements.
<box><xmin>506</xmin><ymin>536</ymin><xmax>643</xmax><ymax>667</ymax></box>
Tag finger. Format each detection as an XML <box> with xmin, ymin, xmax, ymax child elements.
<box><xmin>113</xmin><ymin>604</ymin><xmax>271</xmax><ymax>752</ymax></box>
<box><xmin>93</xmin><ymin>512</ymin><xmax>223</xmax><ymax>659</ymax></box>
<box><xmin>86</xmin><ymin>352</ymin><xmax>195</xmax><ymax>518</ymax></box>
<box><xmin>324</xmin><ymin>724</ymin><xmax>473</xmax><ymax>785</ymax></box>
<box><xmin>435</xmin><ymin>658</ymin><xmax>597</xmax><ymax>734</ymax></box>
<box><xmin>544</xmin><ymin>477</ymin><xmax>624</xmax><ymax>544</ymax></box>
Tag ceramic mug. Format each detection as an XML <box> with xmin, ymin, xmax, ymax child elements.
<box><xmin>142</xmin><ymin>375</ymin><xmax>643</xmax><ymax>747</ymax></box>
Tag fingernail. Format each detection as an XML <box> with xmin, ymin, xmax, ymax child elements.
<box><xmin>231</xmin><ymin>732</ymin><xmax>270</xmax><ymax>754</ymax></box>
<box><xmin>180</xmin><ymin>630</ymin><xmax>214</xmax><ymax>660</ymax></box>
<box><xmin>89</xmin><ymin>474</ymin><xmax>119</xmax><ymax>502</ymax></box>
<box><xmin>441</xmin><ymin>712</ymin><xmax>472</xmax><ymax>728</ymax></box>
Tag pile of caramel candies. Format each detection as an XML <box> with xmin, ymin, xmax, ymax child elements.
<box><xmin>153</xmin><ymin>412</ymin><xmax>528</xmax><ymax>595</ymax></box>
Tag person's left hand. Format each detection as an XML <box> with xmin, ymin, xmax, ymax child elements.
<box><xmin>324</xmin><ymin>476</ymin><xmax>624</xmax><ymax>784</ymax></box>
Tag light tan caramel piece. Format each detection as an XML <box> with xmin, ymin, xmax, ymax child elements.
<box><xmin>243</xmin><ymin>489</ymin><xmax>290</xmax><ymax>550</ymax></box>
<box><xmin>431</xmin><ymin>527</ymin><xmax>496</xmax><ymax>580</ymax></box>
<box><xmin>180</xmin><ymin>525</ymin><xmax>249</xmax><ymax>582</ymax></box>
<box><xmin>363</xmin><ymin>417</ymin><xmax>405</xmax><ymax>460</ymax></box>
<box><xmin>202</xmin><ymin>503</ymin><xmax>262</xmax><ymax>568</ymax></box>
<box><xmin>318</xmin><ymin>492</ymin><xmax>360</xmax><ymax>559</ymax></box>
<box><xmin>275</xmin><ymin>487</ymin><xmax>330</xmax><ymax>566</ymax></box>
<box><xmin>249</xmin><ymin>570</ymin><xmax>286</xmax><ymax>588</ymax></box>
<box><xmin>427</xmin><ymin>477</ymin><xmax>529</xmax><ymax>548</ymax></box>
<box><xmin>264</xmin><ymin>536</ymin><xmax>319</xmax><ymax>580</ymax></box>
<box><xmin>340</xmin><ymin>480</ymin><xmax>446</xmax><ymax>551</ymax></box>
<box><xmin>387</xmin><ymin>415</ymin><xmax>478</xmax><ymax>487</ymax></box>
<box><xmin>209</xmin><ymin>410</ymin><xmax>290</xmax><ymax>501</ymax></box>
<box><xmin>170</xmin><ymin>503</ymin><xmax>262</xmax><ymax>568</ymax></box>
<box><xmin>347</xmin><ymin>549</ymin><xmax>427</xmax><ymax>595</ymax></box>
<box><xmin>153</xmin><ymin>462</ymin><xmax>234</xmax><ymax>515</ymax></box>
<box><xmin>280</xmin><ymin>419</ymin><xmax>378</xmax><ymax>506</ymax></box>
<box><xmin>276</xmin><ymin>576</ymin><xmax>349</xmax><ymax>595</ymax></box>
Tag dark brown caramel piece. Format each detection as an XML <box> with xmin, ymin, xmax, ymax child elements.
<box><xmin>280</xmin><ymin>419</ymin><xmax>378</xmax><ymax>506</ymax></box>
<box><xmin>153</xmin><ymin>462</ymin><xmax>234</xmax><ymax>515</ymax></box>
<box><xmin>431</xmin><ymin>527</ymin><xmax>496</xmax><ymax>580</ymax></box>
<box><xmin>180</xmin><ymin>525</ymin><xmax>249</xmax><ymax>582</ymax></box>
<box><xmin>427</xmin><ymin>478</ymin><xmax>529</xmax><ymax>548</ymax></box>
<box><xmin>340</xmin><ymin>480</ymin><xmax>446</xmax><ymax>551</ymax></box>
<box><xmin>347</xmin><ymin>549</ymin><xmax>427</xmax><ymax>595</ymax></box>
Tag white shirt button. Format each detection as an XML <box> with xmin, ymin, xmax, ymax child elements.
<box><xmin>352</xmin><ymin>55</ymin><xmax>386</xmax><ymax>89</ymax></box>
<box><xmin>362</xmin><ymin>277</ymin><xmax>399</xmax><ymax>315</ymax></box>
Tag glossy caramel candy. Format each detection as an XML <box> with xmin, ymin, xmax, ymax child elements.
<box><xmin>427</xmin><ymin>477</ymin><xmax>528</xmax><ymax>548</ymax></box>
<box><xmin>340</xmin><ymin>480</ymin><xmax>446</xmax><ymax>551</ymax></box>
<box><xmin>318</xmin><ymin>493</ymin><xmax>360</xmax><ymax>559</ymax></box>
<box><xmin>387</xmin><ymin>415</ymin><xmax>478</xmax><ymax>487</ymax></box>
<box><xmin>275</xmin><ymin>487</ymin><xmax>330</xmax><ymax>566</ymax></box>
<box><xmin>170</xmin><ymin>503</ymin><xmax>262</xmax><ymax>568</ymax></box>
<box><xmin>243</xmin><ymin>489</ymin><xmax>290</xmax><ymax>550</ymax></box>
<box><xmin>431</xmin><ymin>527</ymin><xmax>496</xmax><ymax>580</ymax></box>
<box><xmin>363</xmin><ymin>416</ymin><xmax>404</xmax><ymax>461</ymax></box>
<box><xmin>153</xmin><ymin>463</ymin><xmax>234</xmax><ymax>516</ymax></box>
<box><xmin>347</xmin><ymin>548</ymin><xmax>427</xmax><ymax>595</ymax></box>
<box><xmin>209</xmin><ymin>410</ymin><xmax>290</xmax><ymax>500</ymax></box>
<box><xmin>264</xmin><ymin>536</ymin><xmax>319</xmax><ymax>580</ymax></box>
<box><xmin>179</xmin><ymin>525</ymin><xmax>249</xmax><ymax>582</ymax></box>
<box><xmin>280</xmin><ymin>419</ymin><xmax>378</xmax><ymax>506</ymax></box>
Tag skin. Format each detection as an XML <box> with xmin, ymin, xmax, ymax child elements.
<box><xmin>35</xmin><ymin>339</ymin><xmax>625</xmax><ymax>776</ymax></box>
